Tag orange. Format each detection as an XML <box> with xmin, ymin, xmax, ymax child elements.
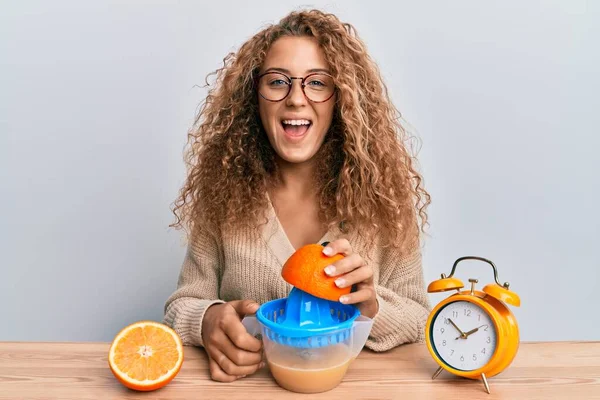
<box><xmin>281</xmin><ymin>243</ymin><xmax>349</xmax><ymax>301</ymax></box>
<box><xmin>108</xmin><ymin>321</ymin><xmax>183</xmax><ymax>391</ymax></box>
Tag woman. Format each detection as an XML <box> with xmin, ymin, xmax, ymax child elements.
<box><xmin>164</xmin><ymin>9</ymin><xmax>431</xmax><ymax>382</ymax></box>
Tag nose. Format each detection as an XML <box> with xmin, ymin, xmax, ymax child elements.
<box><xmin>285</xmin><ymin>79</ymin><xmax>307</xmax><ymax>107</ymax></box>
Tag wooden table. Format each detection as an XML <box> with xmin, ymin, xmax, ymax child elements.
<box><xmin>1</xmin><ymin>341</ymin><xmax>598</xmax><ymax>399</ymax></box>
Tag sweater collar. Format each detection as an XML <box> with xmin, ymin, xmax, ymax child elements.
<box><xmin>261</xmin><ymin>194</ymin><xmax>333</xmax><ymax>267</ymax></box>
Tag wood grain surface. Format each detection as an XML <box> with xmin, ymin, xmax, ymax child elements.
<box><xmin>1</xmin><ymin>341</ymin><xmax>599</xmax><ymax>399</ymax></box>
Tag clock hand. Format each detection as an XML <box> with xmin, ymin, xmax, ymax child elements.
<box><xmin>447</xmin><ymin>318</ymin><xmax>466</xmax><ymax>338</ymax></box>
<box><xmin>463</xmin><ymin>327</ymin><xmax>480</xmax><ymax>337</ymax></box>
<box><xmin>466</xmin><ymin>324</ymin><xmax>488</xmax><ymax>337</ymax></box>
<box><xmin>455</xmin><ymin>325</ymin><xmax>487</xmax><ymax>340</ymax></box>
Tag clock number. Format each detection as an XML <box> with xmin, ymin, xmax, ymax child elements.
<box><xmin>452</xmin><ymin>311</ymin><xmax>459</xmax><ymax>318</ymax></box>
<box><xmin>464</xmin><ymin>309</ymin><xmax>471</xmax><ymax>317</ymax></box>
<box><xmin>460</xmin><ymin>356</ymin><xmax>464</xmax><ymax>362</ymax></box>
<box><xmin>478</xmin><ymin>314</ymin><xmax>481</xmax><ymax>321</ymax></box>
<box><xmin>440</xmin><ymin>328</ymin><xmax>445</xmax><ymax>334</ymax></box>
<box><xmin>451</xmin><ymin>350</ymin><xmax>454</xmax><ymax>356</ymax></box>
<box><xmin>472</xmin><ymin>354</ymin><xmax>477</xmax><ymax>361</ymax></box>
<box><xmin>481</xmin><ymin>348</ymin><xmax>486</xmax><ymax>354</ymax></box>
<box><xmin>444</xmin><ymin>318</ymin><xmax>450</xmax><ymax>325</ymax></box>
<box><xmin>486</xmin><ymin>337</ymin><xmax>491</xmax><ymax>343</ymax></box>
<box><xmin>442</xmin><ymin>340</ymin><xmax>447</xmax><ymax>346</ymax></box>
<box><xmin>484</xmin><ymin>325</ymin><xmax>489</xmax><ymax>331</ymax></box>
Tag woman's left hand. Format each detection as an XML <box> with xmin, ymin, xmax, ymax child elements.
<box><xmin>322</xmin><ymin>239</ymin><xmax>379</xmax><ymax>319</ymax></box>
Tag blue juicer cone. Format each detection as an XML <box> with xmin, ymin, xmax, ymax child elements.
<box><xmin>256</xmin><ymin>287</ymin><xmax>360</xmax><ymax>348</ymax></box>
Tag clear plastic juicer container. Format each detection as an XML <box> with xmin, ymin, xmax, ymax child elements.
<box><xmin>242</xmin><ymin>287</ymin><xmax>374</xmax><ymax>393</ymax></box>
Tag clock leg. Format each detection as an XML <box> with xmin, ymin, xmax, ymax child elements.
<box><xmin>481</xmin><ymin>373</ymin><xmax>491</xmax><ymax>394</ymax></box>
<box><xmin>432</xmin><ymin>366</ymin><xmax>443</xmax><ymax>380</ymax></box>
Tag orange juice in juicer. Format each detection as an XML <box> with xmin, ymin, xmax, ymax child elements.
<box><xmin>242</xmin><ymin>286</ymin><xmax>374</xmax><ymax>393</ymax></box>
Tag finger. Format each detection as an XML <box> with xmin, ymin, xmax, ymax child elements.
<box><xmin>204</xmin><ymin>335</ymin><xmax>229</xmax><ymax>366</ymax></box>
<box><xmin>228</xmin><ymin>299</ymin><xmax>260</xmax><ymax>318</ymax></box>
<box><xmin>220</xmin><ymin>335</ymin><xmax>263</xmax><ymax>366</ymax></box>
<box><xmin>222</xmin><ymin>315</ymin><xmax>263</xmax><ymax>352</ymax></box>
<box><xmin>339</xmin><ymin>286</ymin><xmax>376</xmax><ymax>305</ymax></box>
<box><xmin>208</xmin><ymin>356</ymin><xmax>240</xmax><ymax>382</ymax></box>
<box><xmin>322</xmin><ymin>238</ymin><xmax>352</xmax><ymax>257</ymax></box>
<box><xmin>324</xmin><ymin>253</ymin><xmax>364</xmax><ymax>277</ymax></box>
<box><xmin>333</xmin><ymin>265</ymin><xmax>373</xmax><ymax>289</ymax></box>
<box><xmin>211</xmin><ymin>347</ymin><xmax>263</xmax><ymax>377</ymax></box>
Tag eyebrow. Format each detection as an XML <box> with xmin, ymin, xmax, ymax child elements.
<box><xmin>263</xmin><ymin>67</ymin><xmax>331</xmax><ymax>74</ymax></box>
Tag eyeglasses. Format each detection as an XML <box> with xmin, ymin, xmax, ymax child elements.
<box><xmin>256</xmin><ymin>72</ymin><xmax>336</xmax><ymax>103</ymax></box>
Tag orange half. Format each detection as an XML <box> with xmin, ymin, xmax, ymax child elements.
<box><xmin>281</xmin><ymin>243</ymin><xmax>349</xmax><ymax>301</ymax></box>
<box><xmin>108</xmin><ymin>321</ymin><xmax>183</xmax><ymax>391</ymax></box>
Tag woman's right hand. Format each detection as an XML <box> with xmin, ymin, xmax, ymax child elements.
<box><xmin>201</xmin><ymin>300</ymin><xmax>265</xmax><ymax>382</ymax></box>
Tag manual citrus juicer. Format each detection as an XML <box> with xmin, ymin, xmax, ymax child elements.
<box><xmin>242</xmin><ymin>244</ymin><xmax>374</xmax><ymax>393</ymax></box>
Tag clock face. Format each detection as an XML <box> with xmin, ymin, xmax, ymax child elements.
<box><xmin>430</xmin><ymin>300</ymin><xmax>497</xmax><ymax>371</ymax></box>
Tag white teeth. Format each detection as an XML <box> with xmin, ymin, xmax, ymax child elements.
<box><xmin>282</xmin><ymin>119</ymin><xmax>311</xmax><ymax>126</ymax></box>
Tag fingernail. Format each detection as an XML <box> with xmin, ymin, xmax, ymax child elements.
<box><xmin>238</xmin><ymin>375</ymin><xmax>247</xmax><ymax>378</ymax></box>
<box><xmin>323</xmin><ymin>247</ymin><xmax>333</xmax><ymax>256</ymax></box>
<box><xmin>335</xmin><ymin>278</ymin><xmax>345</xmax><ymax>288</ymax></box>
<box><xmin>324</xmin><ymin>266</ymin><xmax>336</xmax><ymax>275</ymax></box>
<box><xmin>340</xmin><ymin>296</ymin><xmax>349</xmax><ymax>303</ymax></box>
<box><xmin>259</xmin><ymin>362</ymin><xmax>266</xmax><ymax>368</ymax></box>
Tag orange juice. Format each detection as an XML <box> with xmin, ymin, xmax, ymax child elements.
<box><xmin>266</xmin><ymin>343</ymin><xmax>352</xmax><ymax>393</ymax></box>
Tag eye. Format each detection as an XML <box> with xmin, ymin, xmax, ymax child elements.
<box><xmin>306</xmin><ymin>79</ymin><xmax>326</xmax><ymax>87</ymax></box>
<box><xmin>268</xmin><ymin>79</ymin><xmax>289</xmax><ymax>86</ymax></box>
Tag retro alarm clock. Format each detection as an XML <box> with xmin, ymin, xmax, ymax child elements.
<box><xmin>425</xmin><ymin>256</ymin><xmax>521</xmax><ymax>394</ymax></box>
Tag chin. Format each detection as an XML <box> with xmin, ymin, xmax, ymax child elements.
<box><xmin>278</xmin><ymin>153</ymin><xmax>313</xmax><ymax>164</ymax></box>
<box><xmin>276</xmin><ymin>147</ymin><xmax>318</xmax><ymax>164</ymax></box>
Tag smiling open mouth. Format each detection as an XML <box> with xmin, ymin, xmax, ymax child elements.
<box><xmin>281</xmin><ymin>119</ymin><xmax>312</xmax><ymax>137</ymax></box>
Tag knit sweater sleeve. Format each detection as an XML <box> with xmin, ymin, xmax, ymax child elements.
<box><xmin>366</xmin><ymin>241</ymin><xmax>431</xmax><ymax>352</ymax></box>
<box><xmin>162</xmin><ymin>228</ymin><xmax>225</xmax><ymax>347</ymax></box>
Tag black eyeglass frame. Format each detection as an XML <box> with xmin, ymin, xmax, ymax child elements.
<box><xmin>255</xmin><ymin>71</ymin><xmax>337</xmax><ymax>103</ymax></box>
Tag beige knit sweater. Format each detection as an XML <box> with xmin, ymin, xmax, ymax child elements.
<box><xmin>163</xmin><ymin>199</ymin><xmax>431</xmax><ymax>352</ymax></box>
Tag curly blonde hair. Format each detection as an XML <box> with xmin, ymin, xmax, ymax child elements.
<box><xmin>171</xmin><ymin>9</ymin><xmax>431</xmax><ymax>250</ymax></box>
